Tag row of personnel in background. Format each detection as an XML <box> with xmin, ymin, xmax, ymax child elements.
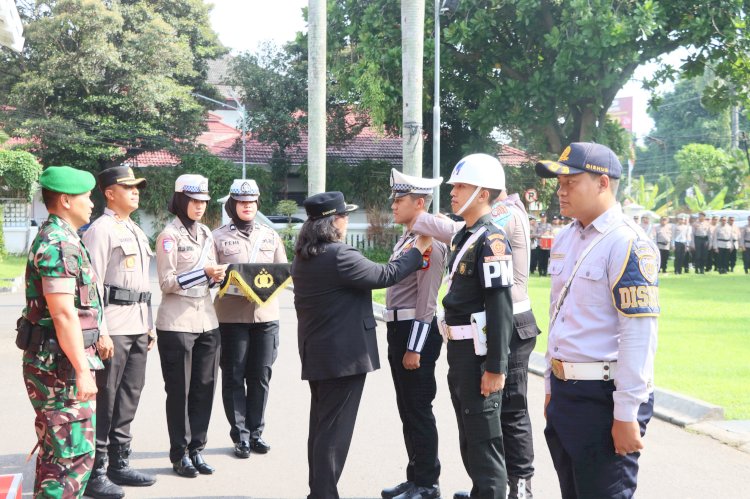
<box><xmin>19</xmin><ymin>166</ymin><xmax>285</xmax><ymax>499</ymax></box>
<box><xmin>20</xmin><ymin>140</ymin><xmax>659</xmax><ymax>499</ymax></box>
<box><xmin>292</xmin><ymin>142</ymin><xmax>660</xmax><ymax>499</ymax></box>
<box><xmin>646</xmin><ymin>213</ymin><xmax>750</xmax><ymax>274</ymax></box>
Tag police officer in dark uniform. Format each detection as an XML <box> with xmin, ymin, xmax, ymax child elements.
<box><xmin>438</xmin><ymin>154</ymin><xmax>515</xmax><ymax>499</ymax></box>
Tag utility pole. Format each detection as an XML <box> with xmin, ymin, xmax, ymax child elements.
<box><xmin>731</xmin><ymin>105</ymin><xmax>739</xmax><ymax>150</ymax></box>
<box><xmin>402</xmin><ymin>0</ymin><xmax>425</xmax><ymax>176</ymax></box>
<box><xmin>308</xmin><ymin>0</ymin><xmax>327</xmax><ymax>195</ymax></box>
<box><xmin>192</xmin><ymin>92</ymin><xmax>248</xmax><ymax>178</ymax></box>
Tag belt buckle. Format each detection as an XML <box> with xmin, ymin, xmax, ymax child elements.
<box><xmin>551</xmin><ymin>359</ymin><xmax>567</xmax><ymax>381</ymax></box>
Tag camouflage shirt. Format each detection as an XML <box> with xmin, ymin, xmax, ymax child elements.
<box><xmin>22</xmin><ymin>214</ymin><xmax>104</xmax><ymax>371</ymax></box>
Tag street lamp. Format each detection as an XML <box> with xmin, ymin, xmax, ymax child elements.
<box><xmin>191</xmin><ymin>92</ymin><xmax>249</xmax><ymax>179</ymax></box>
<box><xmin>433</xmin><ymin>0</ymin><xmax>459</xmax><ymax>214</ymax></box>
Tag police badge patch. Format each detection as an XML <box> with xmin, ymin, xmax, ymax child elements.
<box><xmin>612</xmin><ymin>239</ymin><xmax>660</xmax><ymax>317</ymax></box>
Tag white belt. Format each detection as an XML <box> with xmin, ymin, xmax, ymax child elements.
<box><xmin>513</xmin><ymin>298</ymin><xmax>531</xmax><ymax>315</ymax></box>
<box><xmin>178</xmin><ymin>286</ymin><xmax>208</xmax><ymax>298</ymax></box>
<box><xmin>551</xmin><ymin>359</ymin><xmax>617</xmax><ymax>381</ymax></box>
<box><xmin>382</xmin><ymin>308</ymin><xmax>416</xmax><ymax>322</ymax></box>
<box><xmin>446</xmin><ymin>324</ymin><xmax>473</xmax><ymax>341</ymax></box>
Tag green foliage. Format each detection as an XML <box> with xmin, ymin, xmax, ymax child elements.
<box><xmin>684</xmin><ymin>185</ymin><xmax>729</xmax><ymax>212</ymax></box>
<box><xmin>228</xmin><ymin>42</ymin><xmax>368</xmax><ymax>198</ymax></box>
<box><xmin>0</xmin><ymin>0</ymin><xmax>225</xmax><ymax>171</ymax></box>
<box><xmin>673</xmin><ymin>143</ymin><xmax>744</xmax><ymax>204</ymax></box>
<box><xmin>323</xmin><ymin>159</ymin><xmax>394</xmax><ymax>210</ymax></box>
<box><xmin>626</xmin><ymin>175</ymin><xmax>673</xmax><ymax>215</ymax></box>
<box><xmin>137</xmin><ymin>153</ymin><xmax>273</xmax><ymax>229</ymax></box>
<box><xmin>275</xmin><ymin>200</ymin><xmax>298</xmax><ymax>219</ymax></box>
<box><xmin>325</xmin><ymin>0</ymin><xmax>750</xmax><ymax>155</ymax></box>
<box><xmin>0</xmin><ymin>150</ymin><xmax>43</xmax><ymax>201</ymax></box>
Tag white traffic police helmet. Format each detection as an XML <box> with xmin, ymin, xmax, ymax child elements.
<box><xmin>447</xmin><ymin>153</ymin><xmax>505</xmax><ymax>215</ymax></box>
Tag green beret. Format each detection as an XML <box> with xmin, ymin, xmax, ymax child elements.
<box><xmin>39</xmin><ymin>166</ymin><xmax>96</xmax><ymax>195</ymax></box>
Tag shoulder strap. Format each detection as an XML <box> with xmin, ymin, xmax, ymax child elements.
<box><xmin>548</xmin><ymin>221</ymin><xmax>624</xmax><ymax>329</ymax></box>
<box><xmin>446</xmin><ymin>226</ymin><xmax>488</xmax><ymax>291</ymax></box>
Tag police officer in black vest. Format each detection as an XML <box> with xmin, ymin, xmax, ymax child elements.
<box><xmin>439</xmin><ymin>154</ymin><xmax>515</xmax><ymax>499</ymax></box>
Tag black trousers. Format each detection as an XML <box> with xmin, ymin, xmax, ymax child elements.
<box><xmin>447</xmin><ymin>340</ymin><xmax>506</xmax><ymax>498</ymax></box>
<box><xmin>717</xmin><ymin>248</ymin><xmax>730</xmax><ymax>273</ymax></box>
<box><xmin>658</xmin><ymin>249</ymin><xmax>669</xmax><ymax>272</ymax></box>
<box><xmin>744</xmin><ymin>249</ymin><xmax>750</xmax><ymax>272</ymax></box>
<box><xmin>694</xmin><ymin>236</ymin><xmax>709</xmax><ymax>273</ymax></box>
<box><xmin>307</xmin><ymin>373</ymin><xmax>366</xmax><ymax>499</ymax></box>
<box><xmin>95</xmin><ymin>333</ymin><xmax>149</xmax><ymax>453</ymax></box>
<box><xmin>729</xmin><ymin>248</ymin><xmax>737</xmax><ymax>271</ymax></box>
<box><xmin>538</xmin><ymin>249</ymin><xmax>550</xmax><ymax>276</ymax></box>
<box><xmin>157</xmin><ymin>328</ymin><xmax>221</xmax><ymax>463</ymax></box>
<box><xmin>219</xmin><ymin>321</ymin><xmax>279</xmax><ymax>443</ymax></box>
<box><xmin>502</xmin><ymin>312</ymin><xmax>538</xmax><ymax>480</ymax></box>
<box><xmin>674</xmin><ymin>243</ymin><xmax>687</xmax><ymax>274</ymax></box>
<box><xmin>529</xmin><ymin>248</ymin><xmax>539</xmax><ymax>275</ymax></box>
<box><xmin>386</xmin><ymin>318</ymin><xmax>442</xmax><ymax>487</ymax></box>
<box><xmin>545</xmin><ymin>376</ymin><xmax>654</xmax><ymax>499</ymax></box>
<box><xmin>707</xmin><ymin>247</ymin><xmax>715</xmax><ymax>271</ymax></box>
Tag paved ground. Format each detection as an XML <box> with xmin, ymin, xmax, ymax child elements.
<box><xmin>1</xmin><ymin>284</ymin><xmax>750</xmax><ymax>498</ymax></box>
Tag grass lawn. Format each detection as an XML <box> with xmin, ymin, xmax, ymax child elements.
<box><xmin>373</xmin><ymin>270</ymin><xmax>750</xmax><ymax>419</ymax></box>
<box><xmin>0</xmin><ymin>255</ymin><xmax>26</xmax><ymax>279</ymax></box>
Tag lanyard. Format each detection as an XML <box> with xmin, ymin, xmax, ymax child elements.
<box><xmin>445</xmin><ymin>226</ymin><xmax>488</xmax><ymax>291</ymax></box>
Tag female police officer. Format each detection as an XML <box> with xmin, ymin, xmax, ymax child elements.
<box><xmin>155</xmin><ymin>174</ymin><xmax>226</xmax><ymax>478</ymax></box>
<box><xmin>213</xmin><ymin>179</ymin><xmax>287</xmax><ymax>458</ymax></box>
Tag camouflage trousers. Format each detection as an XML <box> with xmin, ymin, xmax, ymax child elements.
<box><xmin>23</xmin><ymin>362</ymin><xmax>96</xmax><ymax>499</ymax></box>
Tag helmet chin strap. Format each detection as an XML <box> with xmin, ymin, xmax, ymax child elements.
<box><xmin>455</xmin><ymin>185</ymin><xmax>482</xmax><ymax>217</ymax></box>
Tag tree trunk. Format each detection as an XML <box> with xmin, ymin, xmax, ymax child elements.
<box><xmin>308</xmin><ymin>0</ymin><xmax>326</xmax><ymax>195</ymax></box>
<box><xmin>401</xmin><ymin>0</ymin><xmax>425</xmax><ymax>176</ymax></box>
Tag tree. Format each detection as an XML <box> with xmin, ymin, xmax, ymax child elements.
<box><xmin>684</xmin><ymin>185</ymin><xmax>730</xmax><ymax>212</ymax></box>
<box><xmin>626</xmin><ymin>175</ymin><xmax>673</xmax><ymax>215</ymax></box>
<box><xmin>673</xmin><ymin>143</ymin><xmax>744</xmax><ymax>204</ymax></box>
<box><xmin>637</xmin><ymin>76</ymin><xmax>734</xmax><ymax>181</ymax></box>
<box><xmin>325</xmin><ymin>0</ymin><xmax>750</xmax><ymax>156</ymax></box>
<box><xmin>0</xmin><ymin>0</ymin><xmax>224</xmax><ymax>171</ymax></box>
<box><xmin>0</xmin><ymin>150</ymin><xmax>43</xmax><ymax>201</ymax></box>
<box><xmin>228</xmin><ymin>42</ymin><xmax>367</xmax><ymax>199</ymax></box>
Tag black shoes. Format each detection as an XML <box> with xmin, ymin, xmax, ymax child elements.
<box><xmin>452</xmin><ymin>492</ymin><xmax>470</xmax><ymax>499</ymax></box>
<box><xmin>395</xmin><ymin>485</ymin><xmax>441</xmax><ymax>499</ymax></box>
<box><xmin>249</xmin><ymin>437</ymin><xmax>271</xmax><ymax>454</ymax></box>
<box><xmin>234</xmin><ymin>441</ymin><xmax>251</xmax><ymax>459</ymax></box>
<box><xmin>172</xmin><ymin>455</ymin><xmax>199</xmax><ymax>478</ymax></box>
<box><xmin>382</xmin><ymin>481</ymin><xmax>415</xmax><ymax>498</ymax></box>
<box><xmin>508</xmin><ymin>476</ymin><xmax>533</xmax><ymax>499</ymax></box>
<box><xmin>107</xmin><ymin>444</ymin><xmax>156</xmax><ymax>487</ymax></box>
<box><xmin>85</xmin><ymin>454</ymin><xmax>125</xmax><ymax>499</ymax></box>
<box><xmin>190</xmin><ymin>452</ymin><xmax>215</xmax><ymax>474</ymax></box>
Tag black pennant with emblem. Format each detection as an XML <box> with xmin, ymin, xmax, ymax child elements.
<box><xmin>218</xmin><ymin>264</ymin><xmax>292</xmax><ymax>305</ymax></box>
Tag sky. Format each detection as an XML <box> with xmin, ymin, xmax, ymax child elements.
<box><xmin>208</xmin><ymin>0</ymin><xmax>683</xmax><ymax>140</ymax></box>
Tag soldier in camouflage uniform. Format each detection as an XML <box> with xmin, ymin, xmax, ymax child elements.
<box><xmin>20</xmin><ymin>166</ymin><xmax>111</xmax><ymax>498</ymax></box>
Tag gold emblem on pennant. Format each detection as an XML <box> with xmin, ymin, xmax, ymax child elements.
<box><xmin>253</xmin><ymin>269</ymin><xmax>275</xmax><ymax>289</ymax></box>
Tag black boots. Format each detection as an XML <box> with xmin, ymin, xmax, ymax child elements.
<box><xmin>85</xmin><ymin>453</ymin><xmax>125</xmax><ymax>499</ymax></box>
<box><xmin>107</xmin><ymin>444</ymin><xmax>156</xmax><ymax>487</ymax></box>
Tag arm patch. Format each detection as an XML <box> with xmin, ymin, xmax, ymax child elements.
<box><xmin>480</xmin><ymin>230</ymin><xmax>513</xmax><ymax>288</ymax></box>
<box><xmin>612</xmin><ymin>240</ymin><xmax>660</xmax><ymax>317</ymax></box>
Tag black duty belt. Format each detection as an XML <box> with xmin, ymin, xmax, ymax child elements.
<box><xmin>106</xmin><ymin>285</ymin><xmax>151</xmax><ymax>306</ymax></box>
<box><xmin>718</xmin><ymin>238</ymin><xmax>730</xmax><ymax>242</ymax></box>
<box><xmin>16</xmin><ymin>317</ymin><xmax>100</xmax><ymax>354</ymax></box>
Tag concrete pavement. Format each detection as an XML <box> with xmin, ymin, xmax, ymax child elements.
<box><xmin>1</xmin><ymin>285</ymin><xmax>750</xmax><ymax>498</ymax></box>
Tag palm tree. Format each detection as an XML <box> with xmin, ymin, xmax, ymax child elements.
<box><xmin>401</xmin><ymin>0</ymin><xmax>425</xmax><ymax>176</ymax></box>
